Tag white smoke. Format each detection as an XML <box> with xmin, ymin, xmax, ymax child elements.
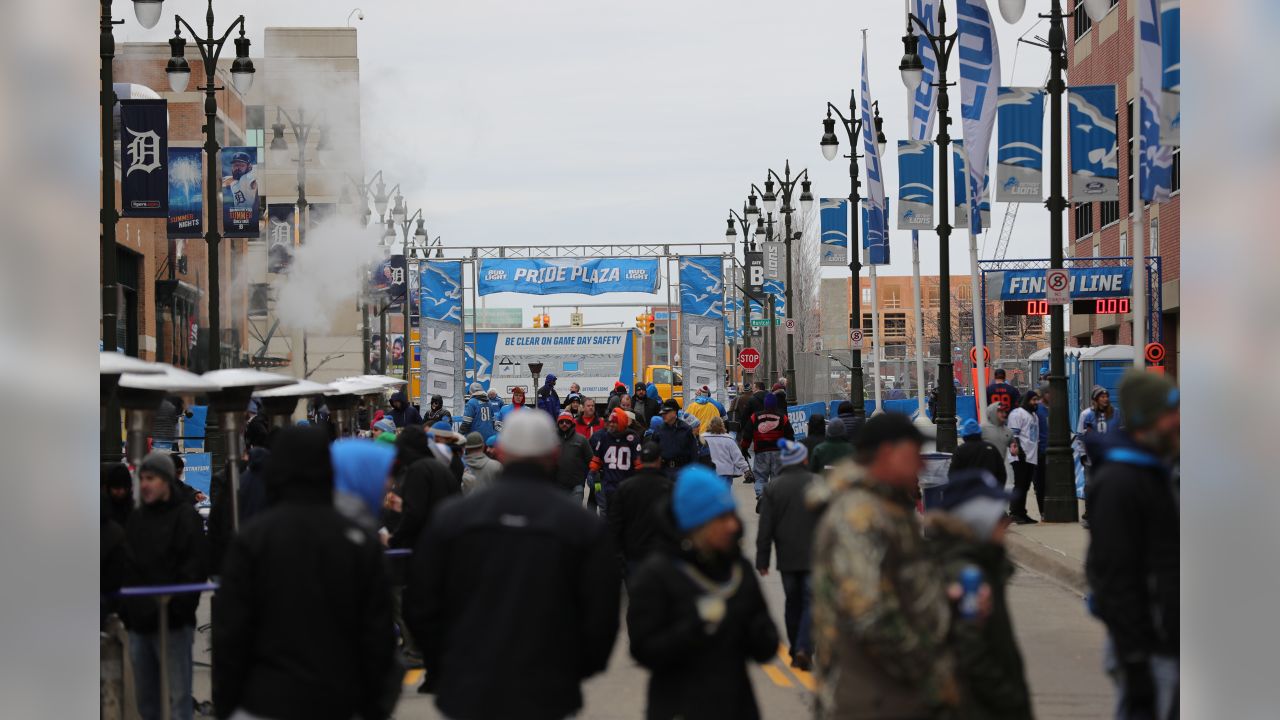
<box><xmin>273</xmin><ymin>217</ymin><xmax>385</xmax><ymax>333</ymax></box>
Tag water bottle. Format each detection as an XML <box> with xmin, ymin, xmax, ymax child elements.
<box><xmin>958</xmin><ymin>565</ymin><xmax>983</xmax><ymax>620</ymax></box>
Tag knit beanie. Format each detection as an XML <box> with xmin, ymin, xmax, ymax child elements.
<box><xmin>673</xmin><ymin>464</ymin><xmax>737</xmax><ymax>532</ymax></box>
<box><xmin>826</xmin><ymin>417</ymin><xmax>847</xmax><ymax>439</ymax></box>
<box><xmin>778</xmin><ymin>439</ymin><xmax>808</xmax><ymax>467</ymax></box>
<box><xmin>373</xmin><ymin>417</ymin><xmax>396</xmax><ymax>434</ymax></box>
<box><xmin>1119</xmin><ymin>371</ymin><xmax>1178</xmax><ymax>430</ymax></box>
<box><xmin>940</xmin><ymin>469</ymin><xmax>1011</xmax><ymax>540</ymax></box>
<box><xmin>138</xmin><ymin>452</ymin><xmax>175</xmax><ymax>484</ymax></box>
<box><xmin>763</xmin><ymin>392</ymin><xmax>778</xmax><ymax>411</ymax></box>
<box><xmin>960</xmin><ymin>418</ymin><xmax>983</xmax><ymax>439</ymax></box>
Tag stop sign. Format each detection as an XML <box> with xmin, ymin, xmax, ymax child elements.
<box><xmin>738</xmin><ymin>347</ymin><xmax>762</xmax><ymax>371</ymax></box>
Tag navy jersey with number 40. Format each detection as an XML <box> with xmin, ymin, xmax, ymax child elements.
<box><xmin>589</xmin><ymin>429</ymin><xmax>641</xmax><ymax>491</ymax></box>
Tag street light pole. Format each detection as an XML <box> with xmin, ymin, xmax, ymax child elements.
<box><xmin>727</xmin><ymin>204</ymin><xmax>767</xmax><ymax>384</ymax></box>
<box><xmin>343</xmin><ymin>171</ymin><xmax>388</xmax><ymax>375</ymax></box>
<box><xmin>761</xmin><ymin>161</ymin><xmax>813</xmax><ymax>397</ymax></box>
<box><xmin>390</xmin><ymin>193</ymin><xmax>426</xmax><ymax>385</ymax></box>
<box><xmin>902</xmin><ymin>3</ymin><xmax>959</xmax><ymax>451</ymax></box>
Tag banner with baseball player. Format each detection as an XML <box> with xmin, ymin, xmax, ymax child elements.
<box><xmin>220</xmin><ymin>147</ymin><xmax>260</xmax><ymax>237</ymax></box>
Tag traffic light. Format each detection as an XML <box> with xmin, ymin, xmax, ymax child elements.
<box><xmin>635</xmin><ymin>313</ymin><xmax>646</xmax><ymax>331</ymax></box>
<box><xmin>646</xmin><ymin>313</ymin><xmax>656</xmax><ymax>335</ymax></box>
<box><xmin>533</xmin><ymin>313</ymin><xmax>551</xmax><ymax>328</ymax></box>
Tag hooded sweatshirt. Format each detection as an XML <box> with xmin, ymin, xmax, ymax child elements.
<box><xmin>389</xmin><ymin>391</ymin><xmax>423</xmax><ymax>428</ymax></box>
<box><xmin>981</xmin><ymin>402</ymin><xmax>1016</xmax><ymax>487</ymax></box>
<box><xmin>686</xmin><ymin>395</ymin><xmax>723</xmax><ymax>436</ymax></box>
<box><xmin>703</xmin><ymin>432</ymin><xmax>751</xmax><ymax>478</ymax></box>
<box><xmin>331</xmin><ymin>439</ymin><xmax>396</xmax><ymax>531</ymax></box>
<box><xmin>424</xmin><ymin>394</ymin><xmax>452</xmax><ymax>426</ymax></box>
<box><xmin>461</xmin><ymin>390</ymin><xmax>499</xmax><ymax>440</ymax></box>
<box><xmin>462</xmin><ymin>449</ymin><xmax>502</xmax><ymax>495</ymax></box>
<box><xmin>537</xmin><ymin>374</ymin><xmax>562</xmax><ymax>418</ymax></box>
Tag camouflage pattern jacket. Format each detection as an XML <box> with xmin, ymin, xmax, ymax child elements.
<box><xmin>809</xmin><ymin>463</ymin><xmax>959</xmax><ymax>719</ymax></box>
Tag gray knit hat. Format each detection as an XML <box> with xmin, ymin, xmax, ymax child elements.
<box><xmin>138</xmin><ymin>451</ymin><xmax>176</xmax><ymax>484</ymax></box>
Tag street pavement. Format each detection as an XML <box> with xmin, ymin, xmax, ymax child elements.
<box><xmin>190</xmin><ymin>477</ymin><xmax>1113</xmax><ymax>719</ymax></box>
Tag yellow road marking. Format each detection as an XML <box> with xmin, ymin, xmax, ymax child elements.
<box><xmin>777</xmin><ymin>645</ymin><xmax>816</xmax><ymax>691</ymax></box>
<box><xmin>403</xmin><ymin>669</ymin><xmax>423</xmax><ymax>687</ymax></box>
<box><xmin>762</xmin><ymin>663</ymin><xmax>794</xmax><ymax>688</ymax></box>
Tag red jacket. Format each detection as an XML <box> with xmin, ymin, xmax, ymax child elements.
<box><xmin>575</xmin><ymin>416</ymin><xmax>604</xmax><ymax>440</ymax></box>
<box><xmin>739</xmin><ymin>411</ymin><xmax>794</xmax><ymax>454</ymax></box>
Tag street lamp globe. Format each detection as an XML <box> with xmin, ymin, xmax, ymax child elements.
<box><xmin>230</xmin><ymin>32</ymin><xmax>255</xmax><ymax>95</ymax></box>
<box><xmin>1082</xmin><ymin>0</ymin><xmax>1111</xmax><ymax>22</ymax></box>
<box><xmin>762</xmin><ymin>179</ymin><xmax>778</xmax><ymax>216</ymax></box>
<box><xmin>899</xmin><ymin>32</ymin><xmax>925</xmax><ymax>91</ymax></box>
<box><xmin>381</xmin><ymin>221</ymin><xmax>396</xmax><ymax>246</ymax></box>
<box><xmin>724</xmin><ymin>217</ymin><xmax>737</xmax><ymax>241</ymax></box>
<box><xmin>997</xmin><ymin>0</ymin><xmax>1026</xmax><ymax>23</ymax></box>
<box><xmin>165</xmin><ymin>33</ymin><xmax>191</xmax><ymax>93</ymax></box>
<box><xmin>391</xmin><ymin>195</ymin><xmax>407</xmax><ymax>225</ymax></box>
<box><xmin>753</xmin><ymin>221</ymin><xmax>767</xmax><ymax>246</ymax></box>
<box><xmin>132</xmin><ymin>0</ymin><xmax>164</xmax><ymax>29</ymax></box>
<box><xmin>414</xmin><ymin>217</ymin><xmax>428</xmax><ymax>246</ymax></box>
<box><xmin>268</xmin><ymin>121</ymin><xmax>288</xmax><ymax>167</ymax></box>
<box><xmin>373</xmin><ymin>180</ymin><xmax>389</xmax><ymax>217</ymax></box>
<box><xmin>316</xmin><ymin>126</ymin><xmax>333</xmax><ymax>166</ymax></box>
<box><xmin>746</xmin><ymin>191</ymin><xmax>760</xmax><ymax>220</ymax></box>
<box><xmin>799</xmin><ymin>179</ymin><xmax>814</xmax><ymax>216</ymax></box>
<box><xmin>820</xmin><ymin>115</ymin><xmax>840</xmax><ymax>161</ymax></box>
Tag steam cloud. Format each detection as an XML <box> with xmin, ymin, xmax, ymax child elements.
<box><xmin>273</xmin><ymin>217</ymin><xmax>385</xmax><ymax>334</ymax></box>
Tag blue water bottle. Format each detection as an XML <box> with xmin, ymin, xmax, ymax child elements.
<box><xmin>958</xmin><ymin>565</ymin><xmax>983</xmax><ymax>620</ymax></box>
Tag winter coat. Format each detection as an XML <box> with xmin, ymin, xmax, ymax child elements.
<box><xmin>461</xmin><ymin>451</ymin><xmax>502</xmax><ymax>496</ymax></box>
<box><xmin>738</xmin><ymin>410</ymin><xmax>794</xmax><ymax>455</ymax></box>
<box><xmin>101</xmin><ymin>495</ymin><xmax>132</xmax><ymax>626</ymax></box>
<box><xmin>627</xmin><ymin>504</ymin><xmax>779</xmax><ymax>720</ymax></box>
<box><xmin>702</xmin><ymin>433</ymin><xmax>750</xmax><ymax>478</ymax></box>
<box><xmin>406</xmin><ymin>462</ymin><xmax>621</xmax><ymax>720</ymax></box>
<box><xmin>1084</xmin><ymin>433</ymin><xmax>1179</xmax><ymax>661</ymax></box>
<box><xmin>122</xmin><ymin>488</ymin><xmax>207</xmax><ymax>632</ymax></box>
<box><xmin>607</xmin><ymin>467</ymin><xmax>673</xmax><ymax>565</ymax></box>
<box><xmin>949</xmin><ymin>436</ymin><xmax>1008</xmax><ymax>487</ymax></box>
<box><xmin>685</xmin><ymin>396</ymin><xmax>722</xmax><ymax>436</ymax></box>
<box><xmin>981</xmin><ymin>402</ymin><xmax>1016</xmax><ymax>484</ymax></box>
<box><xmin>653</xmin><ymin>419</ymin><xmax>698</xmax><ymax>470</ymax></box>
<box><xmin>737</xmin><ymin>391</ymin><xmax>766</xmax><ymax>428</ymax></box>
<box><xmin>575</xmin><ymin>414</ymin><xmax>604</xmax><ymax>440</ymax></box>
<box><xmin>632</xmin><ymin>392</ymin><xmax>663</xmax><ymax>427</ymax></box>
<box><xmin>984</xmin><ymin>382</ymin><xmax>1021</xmax><ymax>415</ymax></box>
<box><xmin>810</xmin><ymin>463</ymin><xmax>958</xmax><ymax>719</ymax></box>
<box><xmin>809</xmin><ymin>437</ymin><xmax>855</xmax><ymax>473</ymax></box>
<box><xmin>212</xmin><ymin>429</ymin><xmax>397</xmax><ymax>720</ymax></box>
<box><xmin>388</xmin><ymin>391</ymin><xmax>423</xmax><ymax>428</ymax></box>
<box><xmin>556</xmin><ymin>430</ymin><xmax>594</xmax><ymax>494</ymax></box>
<box><xmin>924</xmin><ymin>513</ymin><xmax>1033</xmax><ymax>720</ymax></box>
<box><xmin>755</xmin><ymin>465</ymin><xmax>821</xmax><ymax>573</ymax></box>
<box><xmin>389</xmin><ymin>455</ymin><xmax>461</xmax><ymax>550</ymax></box>
<box><xmin>237</xmin><ymin>447</ymin><xmax>272</xmax><ymax>527</ymax></box>
<box><xmin>604</xmin><ymin>388</ymin><xmax>629</xmax><ymax>415</ymax></box>
<box><xmin>537</xmin><ymin>382</ymin><xmax>562</xmax><ymax>419</ymax></box>
<box><xmin>1008</xmin><ymin>407</ymin><xmax>1039</xmax><ymax>465</ymax></box>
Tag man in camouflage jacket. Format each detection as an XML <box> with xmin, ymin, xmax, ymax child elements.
<box><xmin>810</xmin><ymin>413</ymin><xmax>960</xmax><ymax>719</ymax></box>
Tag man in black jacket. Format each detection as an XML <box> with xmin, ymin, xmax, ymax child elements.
<box><xmin>556</xmin><ymin>411</ymin><xmax>593</xmax><ymax>499</ymax></box>
<box><xmin>122</xmin><ymin>452</ymin><xmax>207</xmax><ymax>720</ymax></box>
<box><xmin>1085</xmin><ymin>371</ymin><xmax>1180</xmax><ymax>720</ymax></box>
<box><xmin>406</xmin><ymin>410</ymin><xmax>620</xmax><ymax>720</ymax></box>
<box><xmin>949</xmin><ymin>418</ymin><xmax>1007</xmax><ymax>487</ymax></box>
<box><xmin>631</xmin><ymin>384</ymin><xmax>663</xmax><ymax>427</ymax></box>
<box><xmin>607</xmin><ymin>442</ymin><xmax>672</xmax><ymax>577</ymax></box>
<box><xmin>755</xmin><ymin>439</ymin><xmax>821</xmax><ymax>671</ymax></box>
<box><xmin>737</xmin><ymin>381</ymin><xmax>767</xmax><ymax>429</ymax></box>
<box><xmin>213</xmin><ymin>427</ymin><xmax>399</xmax><ymax>720</ymax></box>
<box><xmin>653</xmin><ymin>399</ymin><xmax>698</xmax><ymax>473</ymax></box>
<box><xmin>389</xmin><ymin>426</ymin><xmax>462</xmax><ymax>551</ymax></box>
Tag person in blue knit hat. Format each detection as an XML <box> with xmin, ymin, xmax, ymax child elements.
<box><xmin>950</xmin><ymin>418</ymin><xmax>1007</xmax><ymax>488</ymax></box>
<box><xmin>626</xmin><ymin>464</ymin><xmax>780</xmax><ymax>719</ymax></box>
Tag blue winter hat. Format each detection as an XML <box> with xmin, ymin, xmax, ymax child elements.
<box><xmin>673</xmin><ymin>464</ymin><xmax>737</xmax><ymax>532</ymax></box>
<box><xmin>485</xmin><ymin>435</ymin><xmax>498</xmax><ymax>448</ymax></box>
<box><xmin>778</xmin><ymin>439</ymin><xmax>808</xmax><ymax>467</ymax></box>
<box><xmin>649</xmin><ymin>415</ymin><xmax>663</xmax><ymax>431</ymax></box>
<box><xmin>763</xmin><ymin>392</ymin><xmax>778</xmax><ymax>411</ymax></box>
<box><xmin>939</xmin><ymin>469</ymin><xmax>1012</xmax><ymax>540</ymax></box>
<box><xmin>373</xmin><ymin>418</ymin><xmax>396</xmax><ymax>434</ymax></box>
<box><xmin>960</xmin><ymin>418</ymin><xmax>982</xmax><ymax>438</ymax></box>
<box><xmin>432</xmin><ymin>421</ymin><xmax>452</xmax><ymax>432</ymax></box>
<box><xmin>330</xmin><ymin>439</ymin><xmax>395</xmax><ymax>517</ymax></box>
<box><xmin>546</xmin><ymin>374</ymin><xmax>557</xmax><ymax>384</ymax></box>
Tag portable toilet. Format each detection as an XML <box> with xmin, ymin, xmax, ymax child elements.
<box><xmin>1031</xmin><ymin>345</ymin><xmax>1134</xmax><ymax>425</ymax></box>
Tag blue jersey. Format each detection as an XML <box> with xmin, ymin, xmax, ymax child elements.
<box><xmin>589</xmin><ymin>429</ymin><xmax>642</xmax><ymax>492</ymax></box>
<box><xmin>461</xmin><ymin>396</ymin><xmax>498</xmax><ymax>441</ymax></box>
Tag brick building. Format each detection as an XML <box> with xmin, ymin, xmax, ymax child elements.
<box><xmin>1066</xmin><ymin>0</ymin><xmax>1180</xmax><ymax>378</ymax></box>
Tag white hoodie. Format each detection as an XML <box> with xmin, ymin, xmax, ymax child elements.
<box><xmin>702</xmin><ymin>432</ymin><xmax>750</xmax><ymax>478</ymax></box>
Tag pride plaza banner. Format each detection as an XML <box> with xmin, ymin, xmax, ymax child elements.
<box><xmin>819</xmin><ymin>198</ymin><xmax>849</xmax><ymax>267</ymax></box>
<box><xmin>679</xmin><ymin>256</ymin><xmax>726</xmax><ymax>404</ymax></box>
<box><xmin>477</xmin><ymin>258</ymin><xmax>659</xmax><ymax>296</ymax></box>
<box><xmin>996</xmin><ymin>87</ymin><xmax>1044</xmax><ymax>202</ymax></box>
<box><xmin>420</xmin><ymin>261</ymin><xmax>465</xmax><ymax>416</ymax></box>
<box><xmin>991</xmin><ymin>267</ymin><xmax>1134</xmax><ymax>301</ymax></box>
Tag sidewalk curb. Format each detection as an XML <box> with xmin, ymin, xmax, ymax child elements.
<box><xmin>1006</xmin><ymin>528</ymin><xmax>1088</xmax><ymax>596</ymax></box>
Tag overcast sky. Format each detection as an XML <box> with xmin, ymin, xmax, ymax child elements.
<box><xmin>122</xmin><ymin>0</ymin><xmax>1058</xmax><ymax>322</ymax></box>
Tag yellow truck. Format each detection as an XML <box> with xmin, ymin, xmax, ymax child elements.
<box><xmin>643</xmin><ymin>364</ymin><xmax>683</xmax><ymax>407</ymax></box>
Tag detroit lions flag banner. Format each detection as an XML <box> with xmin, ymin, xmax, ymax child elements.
<box><xmin>420</xmin><ymin>261</ymin><xmax>465</xmax><ymax>416</ymax></box>
<box><xmin>1138</xmin><ymin>0</ymin><xmax>1173</xmax><ymax>202</ymax></box>
<box><xmin>957</xmin><ymin>0</ymin><xmax>1001</xmax><ymax>234</ymax></box>
<box><xmin>119</xmin><ymin>99</ymin><xmax>168</xmax><ymax>218</ymax></box>
<box><xmin>1160</xmin><ymin>0</ymin><xmax>1180</xmax><ymax>146</ymax></box>
<box><xmin>909</xmin><ymin>0</ymin><xmax>941</xmax><ymax>142</ymax></box>
<box><xmin>680</xmin><ymin>256</ymin><xmax>727</xmax><ymax>403</ymax></box>
<box><xmin>1068</xmin><ymin>85</ymin><xmax>1119</xmax><ymax>202</ymax></box>
<box><xmin>861</xmin><ymin>199</ymin><xmax>891</xmax><ymax>266</ymax></box>
<box><xmin>898</xmin><ymin>141</ymin><xmax>934</xmax><ymax>230</ymax></box>
<box><xmin>167</xmin><ymin>147</ymin><xmax>202</xmax><ymax>238</ymax></box>
<box><xmin>996</xmin><ymin>87</ymin><xmax>1044</xmax><ymax>202</ymax></box>
<box><xmin>859</xmin><ymin>34</ymin><xmax>889</xmax><ymax>267</ymax></box>
<box><xmin>820</xmin><ymin>198</ymin><xmax>849</xmax><ymax>267</ymax></box>
<box><xmin>220</xmin><ymin>147</ymin><xmax>260</xmax><ymax>237</ymax></box>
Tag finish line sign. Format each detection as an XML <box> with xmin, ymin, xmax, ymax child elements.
<box><xmin>992</xmin><ymin>267</ymin><xmax>1133</xmax><ymax>301</ymax></box>
<box><xmin>477</xmin><ymin>258</ymin><xmax>660</xmax><ymax>296</ymax></box>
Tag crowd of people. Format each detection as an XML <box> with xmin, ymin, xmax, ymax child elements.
<box><xmin>100</xmin><ymin>368</ymin><xmax>1178</xmax><ymax>720</ymax></box>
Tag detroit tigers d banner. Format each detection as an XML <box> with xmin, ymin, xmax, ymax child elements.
<box><xmin>266</xmin><ymin>204</ymin><xmax>295</xmax><ymax>274</ymax></box>
<box><xmin>1068</xmin><ymin>85</ymin><xmax>1119</xmax><ymax>202</ymax></box>
<box><xmin>679</xmin><ymin>256</ymin><xmax>726</xmax><ymax>404</ymax></box>
<box><xmin>420</xmin><ymin>261</ymin><xmax>465</xmax><ymax>416</ymax></box>
<box><xmin>167</xmin><ymin>147</ymin><xmax>202</xmax><ymax>238</ymax></box>
<box><xmin>119</xmin><ymin>99</ymin><xmax>168</xmax><ymax>218</ymax></box>
<box><xmin>996</xmin><ymin>87</ymin><xmax>1044</xmax><ymax>202</ymax></box>
<box><xmin>220</xmin><ymin>147</ymin><xmax>260</xmax><ymax>237</ymax></box>
<box><xmin>476</xmin><ymin>258</ymin><xmax>659</xmax><ymax>296</ymax></box>
<box><xmin>820</xmin><ymin>198</ymin><xmax>849</xmax><ymax>267</ymax></box>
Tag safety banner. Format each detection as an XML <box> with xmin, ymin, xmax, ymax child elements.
<box><xmin>897</xmin><ymin>141</ymin><xmax>934</xmax><ymax>230</ymax></box>
<box><xmin>420</xmin><ymin>261</ymin><xmax>465</xmax><ymax>416</ymax></box>
<box><xmin>680</xmin><ymin>256</ymin><xmax>726</xmax><ymax>404</ymax></box>
<box><xmin>476</xmin><ymin>258</ymin><xmax>659</xmax><ymax>296</ymax></box>
<box><xmin>996</xmin><ymin>87</ymin><xmax>1044</xmax><ymax>202</ymax></box>
<box><xmin>220</xmin><ymin>146</ymin><xmax>261</xmax><ymax>237</ymax></box>
<box><xmin>1067</xmin><ymin>85</ymin><xmax>1119</xmax><ymax>202</ymax></box>
<box><xmin>167</xmin><ymin>147</ymin><xmax>203</xmax><ymax>238</ymax></box>
<box><xmin>820</xmin><ymin>198</ymin><xmax>849</xmax><ymax>267</ymax></box>
<box><xmin>861</xmin><ymin>198</ymin><xmax>890</xmax><ymax>266</ymax></box>
<box><xmin>266</xmin><ymin>204</ymin><xmax>295</xmax><ymax>274</ymax></box>
<box><xmin>991</xmin><ymin>266</ymin><xmax>1133</xmax><ymax>301</ymax></box>
<box><xmin>119</xmin><ymin>99</ymin><xmax>168</xmax><ymax>218</ymax></box>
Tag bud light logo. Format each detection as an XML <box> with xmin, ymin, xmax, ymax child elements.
<box><xmin>484</xmin><ymin>269</ymin><xmax>508</xmax><ymax>281</ymax></box>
